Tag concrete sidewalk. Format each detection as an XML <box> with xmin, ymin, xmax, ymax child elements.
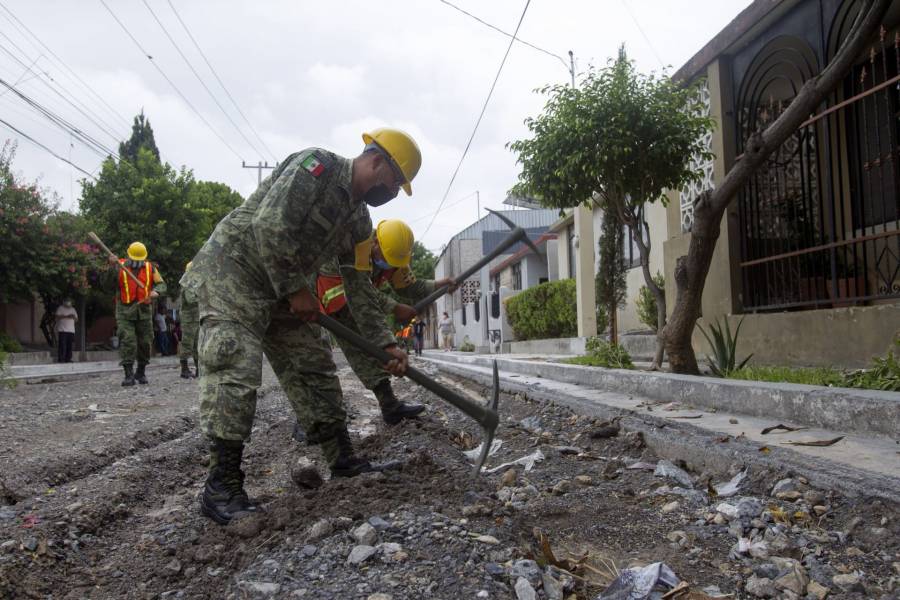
<box><xmin>5</xmin><ymin>357</ymin><xmax>180</xmax><ymax>381</ymax></box>
<box><xmin>420</xmin><ymin>352</ymin><xmax>900</xmax><ymax>501</ymax></box>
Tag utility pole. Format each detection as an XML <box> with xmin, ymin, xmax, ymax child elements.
<box><xmin>569</xmin><ymin>50</ymin><xmax>575</xmax><ymax>88</ymax></box>
<box><xmin>476</xmin><ymin>190</ymin><xmax>480</xmax><ymax>220</ymax></box>
<box><xmin>242</xmin><ymin>160</ymin><xmax>276</xmax><ymax>185</ymax></box>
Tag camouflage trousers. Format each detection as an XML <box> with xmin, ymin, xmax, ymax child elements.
<box><xmin>332</xmin><ymin>306</ymin><xmax>391</xmax><ymax>393</ymax></box>
<box><xmin>198</xmin><ymin>304</ymin><xmax>346</xmax><ymax>445</ymax></box>
<box><xmin>116</xmin><ymin>303</ymin><xmax>153</xmax><ymax>367</ymax></box>
<box><xmin>179</xmin><ymin>319</ymin><xmax>199</xmax><ymax>363</ymax></box>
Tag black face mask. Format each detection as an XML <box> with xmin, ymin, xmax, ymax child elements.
<box><xmin>362</xmin><ymin>184</ymin><xmax>396</xmax><ymax>207</ymax></box>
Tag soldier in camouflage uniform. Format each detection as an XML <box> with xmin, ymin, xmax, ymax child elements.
<box><xmin>293</xmin><ymin>219</ymin><xmax>451</xmax><ymax>442</ymax></box>
<box><xmin>178</xmin><ymin>262</ymin><xmax>199</xmax><ymax>379</ymax></box>
<box><xmin>180</xmin><ymin>128</ymin><xmax>422</xmax><ymax>525</ymax></box>
<box><xmin>108</xmin><ymin>242</ymin><xmax>167</xmax><ymax>386</ymax></box>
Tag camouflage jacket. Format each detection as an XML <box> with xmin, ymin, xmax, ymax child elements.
<box><xmin>181</xmin><ymin>148</ymin><xmax>394</xmax><ymax>347</ymax></box>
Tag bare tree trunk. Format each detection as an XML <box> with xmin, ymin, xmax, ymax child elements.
<box><xmin>662</xmin><ymin>0</ymin><xmax>891</xmax><ymax>374</ymax></box>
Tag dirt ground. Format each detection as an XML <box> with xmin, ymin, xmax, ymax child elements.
<box><xmin>0</xmin><ymin>356</ymin><xmax>898</xmax><ymax>599</ymax></box>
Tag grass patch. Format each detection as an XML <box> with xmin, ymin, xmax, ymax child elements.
<box><xmin>727</xmin><ymin>366</ymin><xmax>847</xmax><ymax>387</ymax></box>
<box><xmin>564</xmin><ymin>339</ymin><xmax>634</xmax><ymax>369</ymax></box>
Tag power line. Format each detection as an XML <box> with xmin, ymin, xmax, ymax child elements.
<box><xmin>0</xmin><ymin>2</ymin><xmax>132</xmax><ymax>130</ymax></box>
<box><xmin>99</xmin><ymin>0</ymin><xmax>246</xmax><ymax>162</ymax></box>
<box><xmin>421</xmin><ymin>0</ymin><xmax>531</xmax><ymax>240</ymax></box>
<box><xmin>618</xmin><ymin>0</ymin><xmax>666</xmax><ymax>69</ymax></box>
<box><xmin>141</xmin><ymin>0</ymin><xmax>267</xmax><ymax>160</ymax></box>
<box><xmin>0</xmin><ymin>117</ymin><xmax>96</xmax><ymax>179</ymax></box>
<box><xmin>0</xmin><ymin>76</ymin><xmax>119</xmax><ymax>159</ymax></box>
<box><xmin>407</xmin><ymin>191</ymin><xmax>478</xmax><ymax>225</ymax></box>
<box><xmin>0</xmin><ymin>35</ymin><xmax>124</xmax><ymax>145</ymax></box>
<box><xmin>438</xmin><ymin>0</ymin><xmax>568</xmax><ymax>70</ymax></box>
<box><xmin>166</xmin><ymin>0</ymin><xmax>278</xmax><ymax>163</ymax></box>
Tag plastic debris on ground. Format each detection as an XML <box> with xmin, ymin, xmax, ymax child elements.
<box><xmin>653</xmin><ymin>460</ymin><xmax>693</xmax><ymax>488</ymax></box>
<box><xmin>463</xmin><ymin>439</ymin><xmax>503</xmax><ymax>462</ymax></box>
<box><xmin>595</xmin><ymin>562</ymin><xmax>680</xmax><ymax>600</ymax></box>
<box><xmin>485</xmin><ymin>448</ymin><xmax>545</xmax><ymax>474</ymax></box>
<box><xmin>712</xmin><ymin>469</ymin><xmax>747</xmax><ymax>498</ymax></box>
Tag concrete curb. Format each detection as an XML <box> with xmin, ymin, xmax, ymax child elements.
<box><xmin>424</xmin><ymin>357</ymin><xmax>900</xmax><ymax>502</ymax></box>
<box><xmin>5</xmin><ymin>357</ymin><xmax>180</xmax><ymax>381</ymax></box>
<box><xmin>424</xmin><ymin>352</ymin><xmax>900</xmax><ymax>438</ymax></box>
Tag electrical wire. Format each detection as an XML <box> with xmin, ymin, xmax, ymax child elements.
<box><xmin>141</xmin><ymin>0</ymin><xmax>268</xmax><ymax>160</ymax></box>
<box><xmin>618</xmin><ymin>0</ymin><xmax>666</xmax><ymax>69</ymax></box>
<box><xmin>420</xmin><ymin>0</ymin><xmax>531</xmax><ymax>240</ymax></box>
<box><xmin>166</xmin><ymin>0</ymin><xmax>278</xmax><ymax>163</ymax></box>
<box><xmin>0</xmin><ymin>116</ymin><xmax>96</xmax><ymax>178</ymax></box>
<box><xmin>407</xmin><ymin>191</ymin><xmax>479</xmax><ymax>225</ymax></box>
<box><xmin>99</xmin><ymin>0</ymin><xmax>245</xmax><ymax>162</ymax></box>
<box><xmin>438</xmin><ymin>0</ymin><xmax>568</xmax><ymax>70</ymax></box>
<box><xmin>0</xmin><ymin>2</ymin><xmax>132</xmax><ymax>130</ymax></box>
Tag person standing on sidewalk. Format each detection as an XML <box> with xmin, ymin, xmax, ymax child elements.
<box><xmin>412</xmin><ymin>317</ymin><xmax>426</xmax><ymax>356</ymax></box>
<box><xmin>108</xmin><ymin>241</ymin><xmax>166</xmax><ymax>386</ymax></box>
<box><xmin>54</xmin><ymin>298</ymin><xmax>78</xmax><ymax>363</ymax></box>
<box><xmin>439</xmin><ymin>312</ymin><xmax>454</xmax><ymax>351</ymax></box>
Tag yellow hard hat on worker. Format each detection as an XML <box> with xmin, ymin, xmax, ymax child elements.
<box><xmin>375</xmin><ymin>219</ymin><xmax>414</xmax><ymax>268</ymax></box>
<box><xmin>127</xmin><ymin>241</ymin><xmax>148</xmax><ymax>261</ymax></box>
<box><xmin>362</xmin><ymin>128</ymin><xmax>421</xmax><ymax>196</ymax></box>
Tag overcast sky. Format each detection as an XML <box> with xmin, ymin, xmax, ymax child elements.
<box><xmin>0</xmin><ymin>0</ymin><xmax>751</xmax><ymax>252</ymax></box>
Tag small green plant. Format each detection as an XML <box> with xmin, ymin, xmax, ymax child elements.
<box><xmin>459</xmin><ymin>338</ymin><xmax>476</xmax><ymax>352</ymax></box>
<box><xmin>845</xmin><ymin>340</ymin><xmax>900</xmax><ymax>391</ymax></box>
<box><xmin>0</xmin><ymin>331</ymin><xmax>22</xmax><ymax>354</ymax></box>
<box><xmin>564</xmin><ymin>337</ymin><xmax>634</xmax><ymax>369</ymax></box>
<box><xmin>636</xmin><ymin>272</ymin><xmax>665</xmax><ymax>331</ymax></box>
<box><xmin>697</xmin><ymin>317</ymin><xmax>752</xmax><ymax>377</ymax></box>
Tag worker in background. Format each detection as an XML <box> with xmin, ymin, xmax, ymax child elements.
<box><xmin>181</xmin><ymin>128</ymin><xmax>422</xmax><ymax>525</ymax></box>
<box><xmin>108</xmin><ymin>241</ymin><xmax>166</xmax><ymax>386</ymax></box>
<box><xmin>178</xmin><ymin>261</ymin><xmax>199</xmax><ymax>379</ymax></box>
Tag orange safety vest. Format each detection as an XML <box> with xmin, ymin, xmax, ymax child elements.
<box><xmin>317</xmin><ymin>269</ymin><xmax>395</xmax><ymax>315</ymax></box>
<box><xmin>118</xmin><ymin>259</ymin><xmax>155</xmax><ymax>304</ymax></box>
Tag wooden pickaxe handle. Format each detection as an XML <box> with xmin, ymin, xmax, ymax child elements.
<box><xmin>88</xmin><ymin>232</ymin><xmax>146</xmax><ymax>290</ymax></box>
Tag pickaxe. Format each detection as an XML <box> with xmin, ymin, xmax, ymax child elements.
<box><xmin>316</xmin><ymin>312</ymin><xmax>500</xmax><ymax>476</ymax></box>
<box><xmin>412</xmin><ymin>208</ymin><xmax>541</xmax><ymax>314</ymax></box>
<box><xmin>88</xmin><ymin>231</ymin><xmax>146</xmax><ymax>290</ymax></box>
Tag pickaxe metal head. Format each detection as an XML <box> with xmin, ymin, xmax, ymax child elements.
<box><xmin>485</xmin><ymin>208</ymin><xmax>541</xmax><ymax>257</ymax></box>
<box><xmin>472</xmin><ymin>359</ymin><xmax>501</xmax><ymax>476</ymax></box>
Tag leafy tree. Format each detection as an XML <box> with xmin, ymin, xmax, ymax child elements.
<box><xmin>662</xmin><ymin>0</ymin><xmax>891</xmax><ymax>373</ymax></box>
<box><xmin>80</xmin><ymin>147</ymin><xmax>196</xmax><ymax>292</ymax></box>
<box><xmin>187</xmin><ymin>180</ymin><xmax>243</xmax><ymax>250</ymax></box>
<box><xmin>594</xmin><ymin>208</ymin><xmax>627</xmax><ymax>343</ymax></box>
<box><xmin>119</xmin><ymin>111</ymin><xmax>160</xmax><ymax>164</ymax></box>
<box><xmin>636</xmin><ymin>272</ymin><xmax>665</xmax><ymax>331</ymax></box>
<box><xmin>0</xmin><ymin>142</ymin><xmax>101</xmax><ymax>343</ymax></box>
<box><xmin>410</xmin><ymin>241</ymin><xmax>436</xmax><ymax>281</ymax></box>
<box><xmin>509</xmin><ymin>48</ymin><xmax>714</xmax><ymax>369</ymax></box>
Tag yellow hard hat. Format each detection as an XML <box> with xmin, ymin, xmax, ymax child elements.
<box><xmin>185</xmin><ymin>261</ymin><xmax>193</xmax><ymax>271</ymax></box>
<box><xmin>375</xmin><ymin>219</ymin><xmax>414</xmax><ymax>268</ymax></box>
<box><xmin>362</xmin><ymin>128</ymin><xmax>421</xmax><ymax>196</ymax></box>
<box><xmin>127</xmin><ymin>241</ymin><xmax>148</xmax><ymax>261</ymax></box>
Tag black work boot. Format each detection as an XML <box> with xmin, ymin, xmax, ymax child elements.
<box><xmin>135</xmin><ymin>363</ymin><xmax>148</xmax><ymax>385</ymax></box>
<box><xmin>180</xmin><ymin>359</ymin><xmax>192</xmax><ymax>379</ymax></box>
<box><xmin>199</xmin><ymin>438</ymin><xmax>263</xmax><ymax>525</ymax></box>
<box><xmin>327</xmin><ymin>428</ymin><xmax>376</xmax><ymax>478</ymax></box>
<box><xmin>374</xmin><ymin>380</ymin><xmax>425</xmax><ymax>425</ymax></box>
<box><xmin>121</xmin><ymin>365</ymin><xmax>135</xmax><ymax>387</ymax></box>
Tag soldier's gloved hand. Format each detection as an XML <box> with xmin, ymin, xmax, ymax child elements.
<box><xmin>435</xmin><ymin>277</ymin><xmax>458</xmax><ymax>293</ymax></box>
<box><xmin>288</xmin><ymin>287</ymin><xmax>321</xmax><ymax>321</ymax></box>
<box><xmin>383</xmin><ymin>344</ymin><xmax>408</xmax><ymax>377</ymax></box>
<box><xmin>393</xmin><ymin>303</ymin><xmax>417</xmax><ymax>324</ymax></box>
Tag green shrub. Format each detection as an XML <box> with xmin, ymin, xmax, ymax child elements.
<box><xmin>845</xmin><ymin>340</ymin><xmax>900</xmax><ymax>392</ymax></box>
<box><xmin>0</xmin><ymin>331</ymin><xmax>22</xmax><ymax>353</ymax></box>
<box><xmin>636</xmin><ymin>272</ymin><xmax>664</xmax><ymax>331</ymax></box>
<box><xmin>505</xmin><ymin>280</ymin><xmax>577</xmax><ymax>341</ymax></box>
<box><xmin>459</xmin><ymin>338</ymin><xmax>476</xmax><ymax>352</ymax></box>
<box><xmin>698</xmin><ymin>317</ymin><xmax>752</xmax><ymax>377</ymax></box>
<box><xmin>564</xmin><ymin>337</ymin><xmax>634</xmax><ymax>369</ymax></box>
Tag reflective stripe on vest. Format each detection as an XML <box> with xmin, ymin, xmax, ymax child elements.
<box><xmin>119</xmin><ymin>261</ymin><xmax>153</xmax><ymax>304</ymax></box>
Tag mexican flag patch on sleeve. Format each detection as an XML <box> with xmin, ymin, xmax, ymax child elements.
<box><xmin>300</xmin><ymin>153</ymin><xmax>325</xmax><ymax>177</ymax></box>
